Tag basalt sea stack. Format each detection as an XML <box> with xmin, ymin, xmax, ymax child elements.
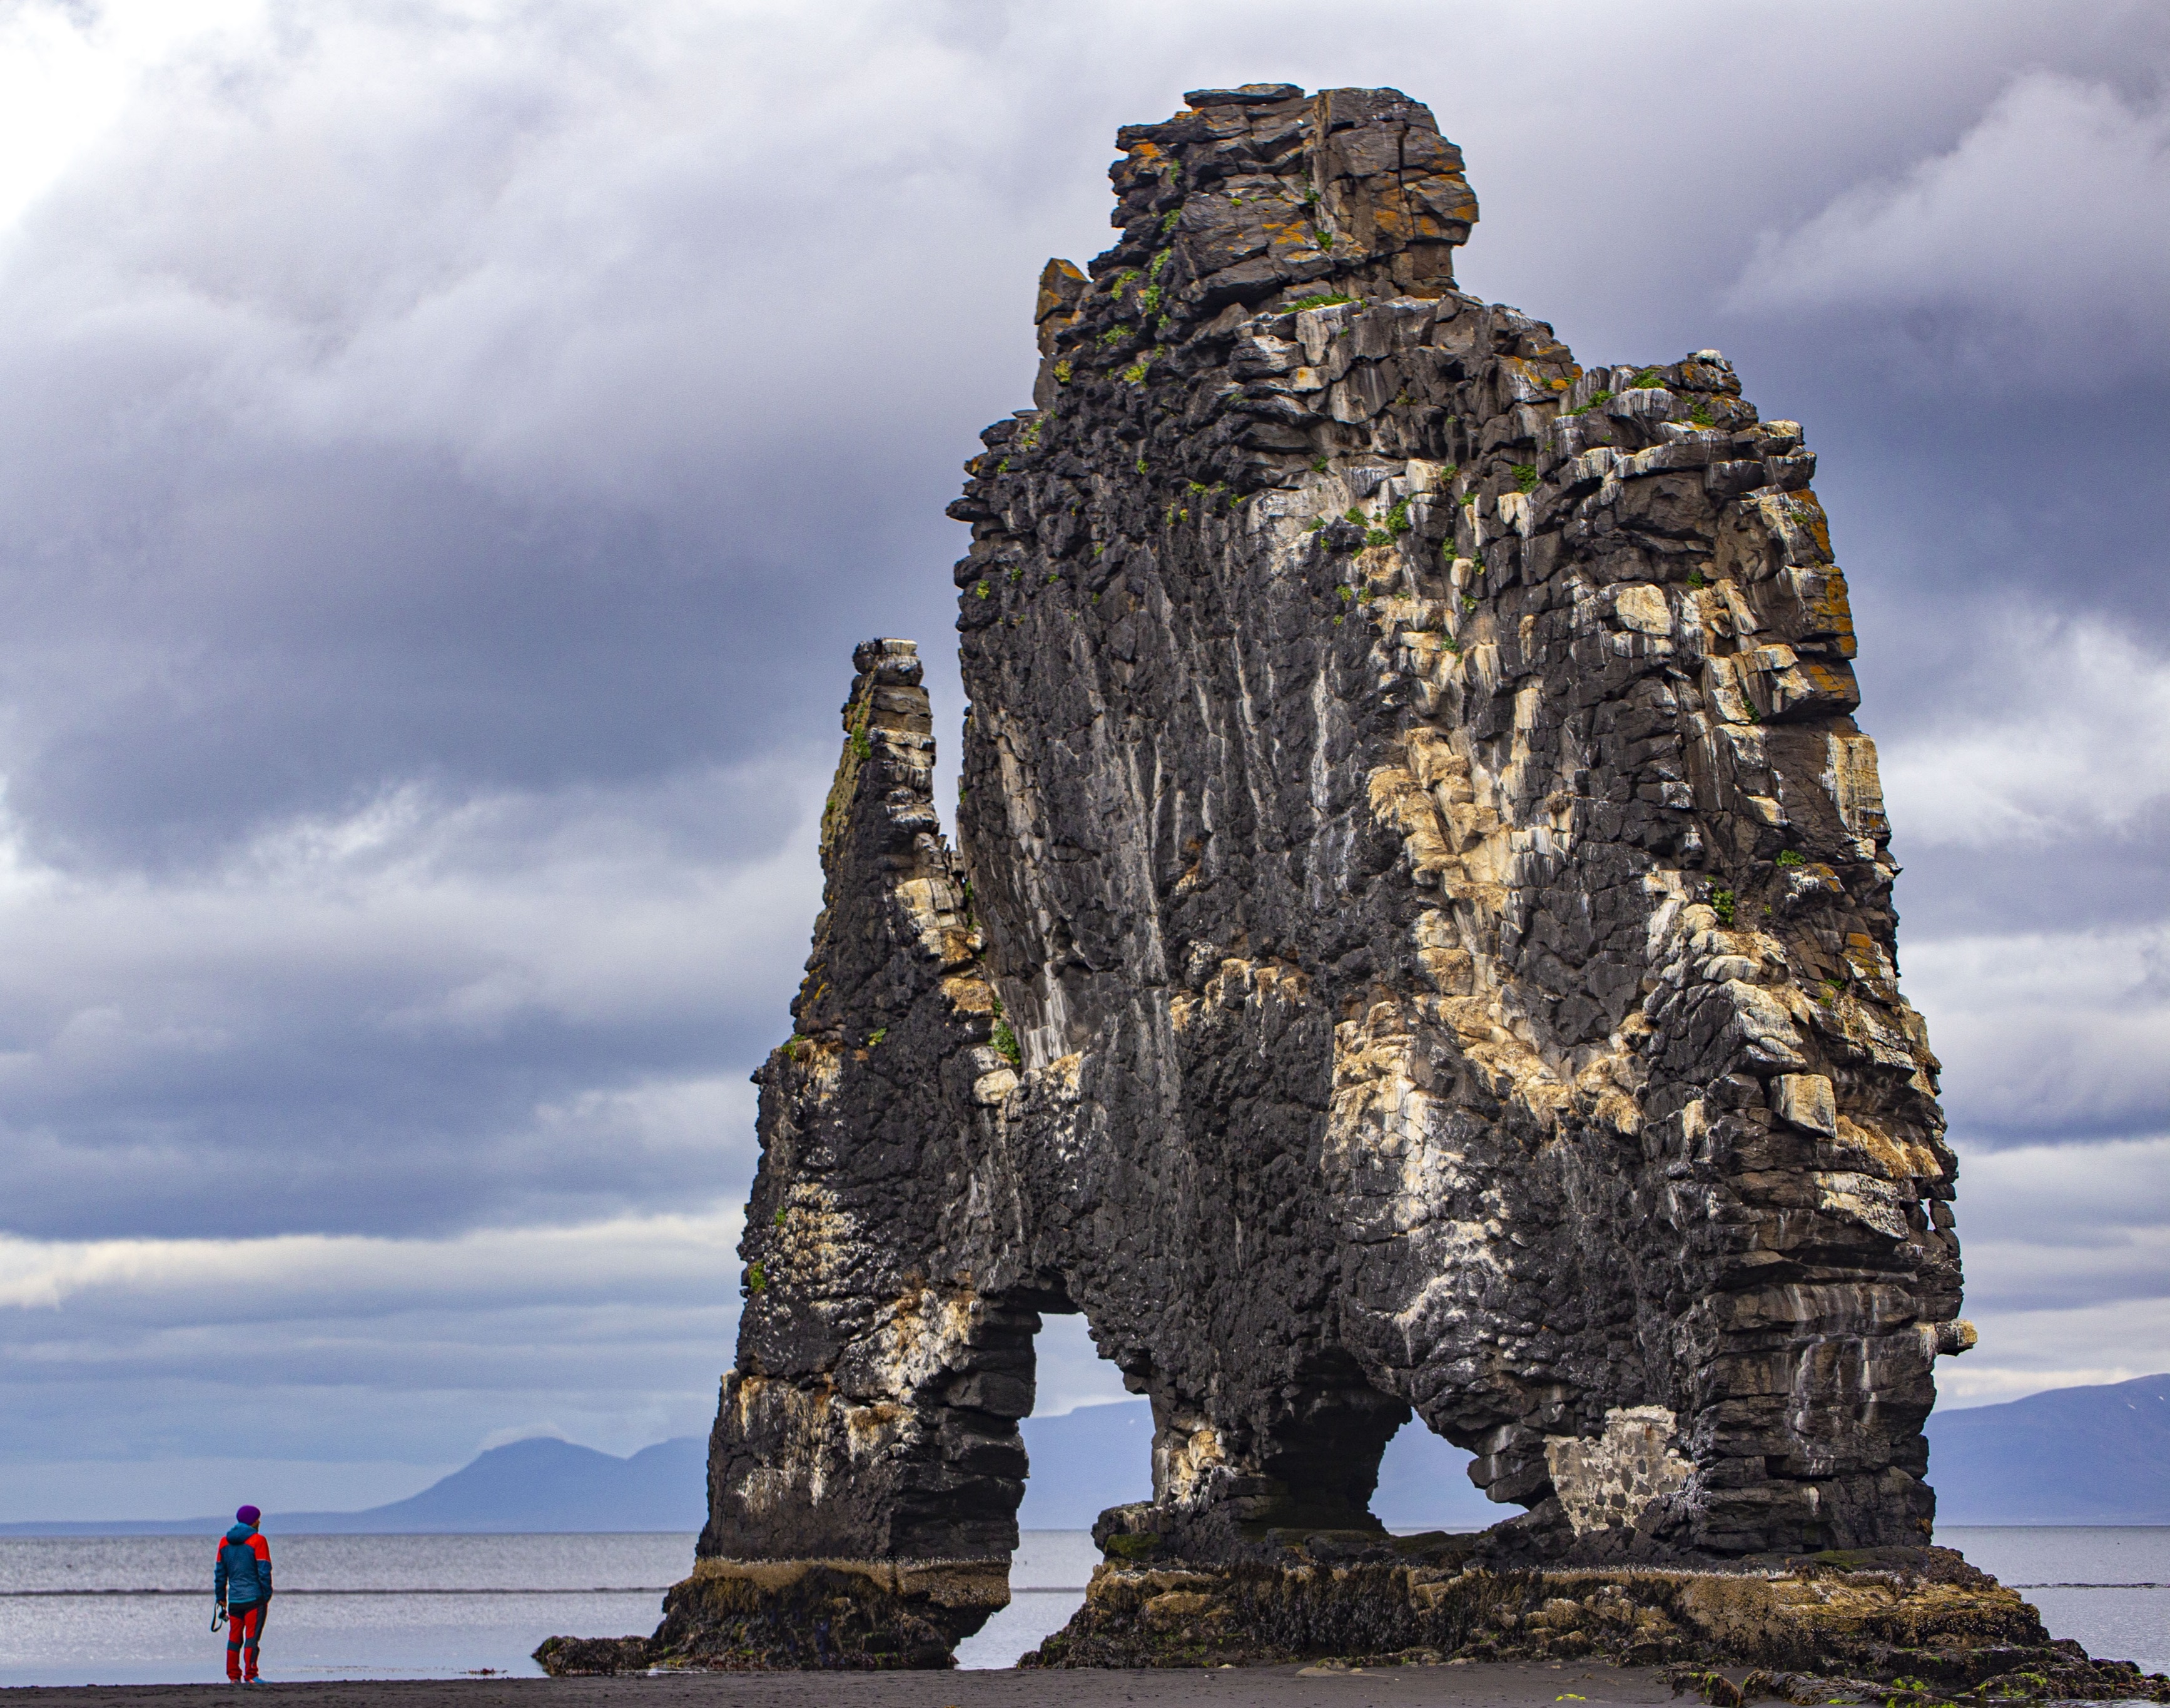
<box><xmin>540</xmin><ymin>84</ymin><xmax>2160</xmax><ymax>1691</ymax></box>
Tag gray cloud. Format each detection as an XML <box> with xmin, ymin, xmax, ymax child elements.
<box><xmin>1731</xmin><ymin>73</ymin><xmax>2170</xmax><ymax>390</ymax></box>
<box><xmin>0</xmin><ymin>1206</ymin><xmax>744</xmax><ymax>1496</ymax></box>
<box><xmin>0</xmin><ymin>0</ymin><xmax>2165</xmax><ymax>1494</ymax></box>
<box><xmin>0</xmin><ymin>765</ymin><xmax>815</xmax><ymax>1239</ymax></box>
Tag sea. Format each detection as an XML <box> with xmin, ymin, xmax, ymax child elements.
<box><xmin>0</xmin><ymin>1527</ymin><xmax>2161</xmax><ymax>1687</ymax></box>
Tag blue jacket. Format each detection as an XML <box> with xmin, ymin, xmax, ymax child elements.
<box><xmin>214</xmin><ymin>1525</ymin><xmax>271</xmax><ymax>1605</ymax></box>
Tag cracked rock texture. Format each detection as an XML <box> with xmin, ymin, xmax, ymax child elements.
<box><xmin>550</xmin><ymin>81</ymin><xmax>2005</xmax><ymax>1675</ymax></box>
<box><xmin>948</xmin><ymin>78</ymin><xmax>1970</xmax><ymax>1567</ymax></box>
<box><xmin>1021</xmin><ymin>1545</ymin><xmax>2142</xmax><ymax>1686</ymax></box>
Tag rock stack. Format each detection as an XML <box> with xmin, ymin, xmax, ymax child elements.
<box><xmin>540</xmin><ymin>84</ymin><xmax>2155</xmax><ymax>1692</ymax></box>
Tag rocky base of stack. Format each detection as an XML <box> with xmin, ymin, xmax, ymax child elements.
<box><xmin>534</xmin><ymin>1557</ymin><xmax>1006</xmax><ymax>1674</ymax></box>
<box><xmin>1022</xmin><ymin>1549</ymin><xmax>2168</xmax><ymax>1700</ymax></box>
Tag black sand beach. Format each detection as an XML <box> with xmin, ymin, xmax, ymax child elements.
<box><xmin>3</xmin><ymin>1662</ymin><xmax>1681</xmax><ymax>1708</ymax></box>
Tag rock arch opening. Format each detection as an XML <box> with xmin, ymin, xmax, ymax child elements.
<box><xmin>1016</xmin><ymin>1312</ymin><xmax>1148</xmax><ymax>1530</ymax></box>
<box><xmin>1373</xmin><ymin>1414</ymin><xmax>1493</xmax><ymax>1531</ymax></box>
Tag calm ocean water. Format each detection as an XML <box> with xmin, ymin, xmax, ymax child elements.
<box><xmin>0</xmin><ymin>1527</ymin><xmax>2159</xmax><ymax>1685</ymax></box>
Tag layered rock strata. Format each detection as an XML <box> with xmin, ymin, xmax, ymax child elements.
<box><xmin>544</xmin><ymin>81</ymin><xmax>2062</xmax><ymax>1678</ymax></box>
<box><xmin>946</xmin><ymin>79</ymin><xmax>1969</xmax><ymax>1566</ymax></box>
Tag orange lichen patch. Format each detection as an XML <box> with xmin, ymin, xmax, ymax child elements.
<box><xmin>1035</xmin><ymin>258</ymin><xmax>1087</xmax><ymax>325</ymax></box>
<box><xmin>1803</xmin><ymin>565</ymin><xmax>1856</xmax><ymax>641</ymax></box>
<box><xmin>940</xmin><ymin>972</ymin><xmax>996</xmax><ymax>1013</ymax></box>
<box><xmin>1796</xmin><ymin>656</ymin><xmax>1860</xmax><ymax>703</ymax></box>
<box><xmin>1787</xmin><ymin>492</ymin><xmax>1834</xmax><ymax>558</ymax></box>
<box><xmin>1262</xmin><ymin>218</ymin><xmax>1326</xmax><ymax>257</ymax></box>
<box><xmin>1832</xmin><ymin>1113</ymin><xmax>1947</xmax><ymax>1182</ymax></box>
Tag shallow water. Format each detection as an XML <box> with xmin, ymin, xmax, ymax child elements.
<box><xmin>1942</xmin><ymin>1527</ymin><xmax>2170</xmax><ymax>1675</ymax></box>
<box><xmin>952</xmin><ymin>1530</ymin><xmax>1101</xmax><ymax>1669</ymax></box>
<box><xmin>0</xmin><ymin>1527</ymin><xmax>2161</xmax><ymax>1684</ymax></box>
<box><xmin>0</xmin><ymin>1531</ymin><xmax>1093</xmax><ymax>1685</ymax></box>
<box><xmin>0</xmin><ymin>1533</ymin><xmax>693</xmax><ymax>1686</ymax></box>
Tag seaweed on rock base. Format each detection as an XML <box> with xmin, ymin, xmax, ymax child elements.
<box><xmin>1018</xmin><ymin>1553</ymin><xmax>2169</xmax><ymax>1702</ymax></box>
<box><xmin>539</xmin><ymin>1558</ymin><xmax>1006</xmax><ymax>1674</ymax></box>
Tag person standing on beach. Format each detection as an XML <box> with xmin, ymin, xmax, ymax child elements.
<box><xmin>213</xmin><ymin>1505</ymin><xmax>273</xmax><ymax>1682</ymax></box>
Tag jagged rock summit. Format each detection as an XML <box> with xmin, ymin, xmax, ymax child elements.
<box><xmin>540</xmin><ymin>84</ymin><xmax>2148</xmax><ymax>1691</ymax></box>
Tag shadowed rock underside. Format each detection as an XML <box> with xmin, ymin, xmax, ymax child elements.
<box><xmin>540</xmin><ymin>83</ymin><xmax>2151</xmax><ymax>1687</ymax></box>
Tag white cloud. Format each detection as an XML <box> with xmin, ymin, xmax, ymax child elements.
<box><xmin>0</xmin><ymin>1204</ymin><xmax>742</xmax><ymax>1316</ymax></box>
<box><xmin>1907</xmin><ymin>928</ymin><xmax>2170</xmax><ymax>1141</ymax></box>
<box><xmin>1731</xmin><ymin>72</ymin><xmax>2170</xmax><ymax>385</ymax></box>
<box><xmin>0</xmin><ymin>1204</ymin><xmax>747</xmax><ymax>1480</ymax></box>
<box><xmin>1880</xmin><ymin>616</ymin><xmax>2170</xmax><ymax>851</ymax></box>
<box><xmin>1029</xmin><ymin>1313</ymin><xmax>1132</xmax><ymax>1418</ymax></box>
<box><xmin>1875</xmin><ymin>616</ymin><xmax>2170</xmax><ymax>1142</ymax></box>
<box><xmin>1936</xmin><ymin>1136</ymin><xmax>2170</xmax><ymax>1405</ymax></box>
<box><xmin>476</xmin><ymin>1423</ymin><xmax>570</xmax><ymax>1451</ymax></box>
<box><xmin>1960</xmin><ymin>1134</ymin><xmax>2170</xmax><ymax>1240</ymax></box>
<box><xmin>0</xmin><ymin>764</ymin><xmax>816</xmax><ymax>1238</ymax></box>
<box><xmin>2</xmin><ymin>0</ymin><xmax>1067</xmax><ymax>513</ymax></box>
<box><xmin>1939</xmin><ymin>1294</ymin><xmax>2170</xmax><ymax>1407</ymax></box>
<box><xmin>0</xmin><ymin>1</ymin><xmax>266</xmax><ymax>230</ymax></box>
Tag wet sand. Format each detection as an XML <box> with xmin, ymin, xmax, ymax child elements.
<box><xmin>2</xmin><ymin>1662</ymin><xmax>1683</xmax><ymax>1708</ymax></box>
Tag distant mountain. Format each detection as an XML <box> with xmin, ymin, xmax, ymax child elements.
<box><xmin>1928</xmin><ymin>1373</ymin><xmax>2170</xmax><ymax>1524</ymax></box>
<box><xmin>288</xmin><ymin>1435</ymin><xmax>711</xmax><ymax>1533</ymax></box>
<box><xmin>6</xmin><ymin>1406</ymin><xmax>1488</xmax><ymax>1537</ymax></box>
<box><xmin>0</xmin><ymin>1436</ymin><xmax>709</xmax><ymax>1537</ymax></box>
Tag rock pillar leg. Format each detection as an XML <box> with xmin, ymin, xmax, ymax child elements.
<box><xmin>544</xmin><ymin>639</ymin><xmax>1032</xmax><ymax>1672</ymax></box>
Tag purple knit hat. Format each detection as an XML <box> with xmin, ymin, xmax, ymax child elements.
<box><xmin>236</xmin><ymin>1505</ymin><xmax>261</xmax><ymax>1526</ymax></box>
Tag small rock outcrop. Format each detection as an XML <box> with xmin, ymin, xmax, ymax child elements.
<box><xmin>543</xmin><ymin>83</ymin><xmax>2146</xmax><ymax>1689</ymax></box>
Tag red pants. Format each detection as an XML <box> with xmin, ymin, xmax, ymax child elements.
<box><xmin>225</xmin><ymin>1602</ymin><xmax>265</xmax><ymax>1680</ymax></box>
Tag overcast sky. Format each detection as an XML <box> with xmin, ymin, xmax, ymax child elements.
<box><xmin>1</xmin><ymin>0</ymin><xmax>2166</xmax><ymax>1522</ymax></box>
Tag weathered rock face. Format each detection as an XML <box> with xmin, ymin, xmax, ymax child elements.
<box><xmin>550</xmin><ymin>81</ymin><xmax>1998</xmax><ymax>1674</ymax></box>
<box><xmin>946</xmin><ymin>79</ymin><xmax>1970</xmax><ymax>1565</ymax></box>
<box><xmin>667</xmin><ymin>637</ymin><xmax>1026</xmax><ymax>1665</ymax></box>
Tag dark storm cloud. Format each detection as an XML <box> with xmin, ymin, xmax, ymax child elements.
<box><xmin>0</xmin><ymin>0</ymin><xmax>2166</xmax><ymax>1495</ymax></box>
